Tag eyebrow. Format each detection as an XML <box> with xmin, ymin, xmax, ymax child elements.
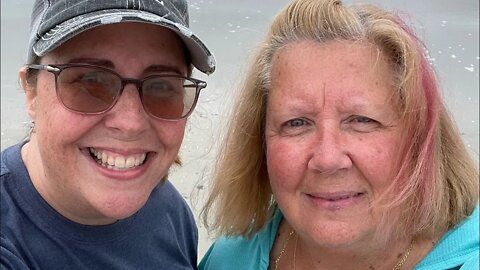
<box><xmin>67</xmin><ymin>58</ymin><xmax>114</xmax><ymax>67</ymax></box>
<box><xmin>66</xmin><ymin>58</ymin><xmax>184</xmax><ymax>75</ymax></box>
<box><xmin>144</xmin><ymin>65</ymin><xmax>183</xmax><ymax>75</ymax></box>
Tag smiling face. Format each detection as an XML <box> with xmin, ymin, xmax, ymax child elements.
<box><xmin>265</xmin><ymin>41</ymin><xmax>403</xmax><ymax>247</ymax></box>
<box><xmin>20</xmin><ymin>22</ymin><xmax>188</xmax><ymax>225</ymax></box>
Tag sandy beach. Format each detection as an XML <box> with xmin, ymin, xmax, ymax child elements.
<box><xmin>1</xmin><ymin>0</ymin><xmax>478</xmax><ymax>259</ymax></box>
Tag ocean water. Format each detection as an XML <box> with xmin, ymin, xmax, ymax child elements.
<box><xmin>1</xmin><ymin>0</ymin><xmax>478</xmax><ymax>258</ymax></box>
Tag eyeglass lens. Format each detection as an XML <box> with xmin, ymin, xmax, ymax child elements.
<box><xmin>56</xmin><ymin>66</ymin><xmax>199</xmax><ymax>119</ymax></box>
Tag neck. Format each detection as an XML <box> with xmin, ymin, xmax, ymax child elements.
<box><xmin>293</xmin><ymin>235</ymin><xmax>415</xmax><ymax>270</ymax></box>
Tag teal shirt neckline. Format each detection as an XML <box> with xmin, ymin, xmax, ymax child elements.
<box><xmin>199</xmin><ymin>210</ymin><xmax>284</xmax><ymax>270</ymax></box>
<box><xmin>415</xmin><ymin>206</ymin><xmax>479</xmax><ymax>269</ymax></box>
<box><xmin>199</xmin><ymin>206</ymin><xmax>479</xmax><ymax>270</ymax></box>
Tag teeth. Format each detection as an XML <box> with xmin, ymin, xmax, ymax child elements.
<box><xmin>114</xmin><ymin>156</ymin><xmax>125</xmax><ymax>168</ymax></box>
<box><xmin>89</xmin><ymin>148</ymin><xmax>147</xmax><ymax>170</ymax></box>
<box><xmin>102</xmin><ymin>152</ymin><xmax>108</xmax><ymax>164</ymax></box>
<box><xmin>108</xmin><ymin>155</ymin><xmax>115</xmax><ymax>166</ymax></box>
<box><xmin>125</xmin><ymin>156</ymin><xmax>135</xmax><ymax>168</ymax></box>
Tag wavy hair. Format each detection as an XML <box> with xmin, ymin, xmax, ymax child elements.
<box><xmin>202</xmin><ymin>0</ymin><xmax>479</xmax><ymax>238</ymax></box>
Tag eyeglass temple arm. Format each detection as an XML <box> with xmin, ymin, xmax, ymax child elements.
<box><xmin>198</xmin><ymin>81</ymin><xmax>207</xmax><ymax>89</ymax></box>
<box><xmin>26</xmin><ymin>64</ymin><xmax>60</xmax><ymax>73</ymax></box>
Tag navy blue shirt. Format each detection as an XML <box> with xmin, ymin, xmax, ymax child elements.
<box><xmin>1</xmin><ymin>143</ymin><xmax>198</xmax><ymax>269</ymax></box>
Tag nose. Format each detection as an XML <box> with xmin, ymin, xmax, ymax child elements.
<box><xmin>104</xmin><ymin>84</ymin><xmax>149</xmax><ymax>137</ymax></box>
<box><xmin>307</xmin><ymin>124</ymin><xmax>352</xmax><ymax>174</ymax></box>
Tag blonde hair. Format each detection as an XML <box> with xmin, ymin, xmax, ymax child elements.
<box><xmin>202</xmin><ymin>0</ymin><xmax>479</xmax><ymax>238</ymax></box>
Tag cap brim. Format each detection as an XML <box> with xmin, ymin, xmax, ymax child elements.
<box><xmin>33</xmin><ymin>9</ymin><xmax>215</xmax><ymax>74</ymax></box>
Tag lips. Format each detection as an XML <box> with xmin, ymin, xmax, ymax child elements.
<box><xmin>89</xmin><ymin>147</ymin><xmax>147</xmax><ymax>170</ymax></box>
<box><xmin>308</xmin><ymin>192</ymin><xmax>364</xmax><ymax>201</ymax></box>
<box><xmin>306</xmin><ymin>191</ymin><xmax>365</xmax><ymax>210</ymax></box>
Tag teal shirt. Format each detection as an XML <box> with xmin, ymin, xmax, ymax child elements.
<box><xmin>199</xmin><ymin>206</ymin><xmax>479</xmax><ymax>270</ymax></box>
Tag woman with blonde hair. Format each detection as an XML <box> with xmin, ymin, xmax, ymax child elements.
<box><xmin>199</xmin><ymin>0</ymin><xmax>479</xmax><ymax>269</ymax></box>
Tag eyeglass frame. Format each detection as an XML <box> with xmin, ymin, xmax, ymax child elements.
<box><xmin>25</xmin><ymin>63</ymin><xmax>208</xmax><ymax>121</ymax></box>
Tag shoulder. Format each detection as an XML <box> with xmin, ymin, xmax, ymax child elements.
<box><xmin>199</xmin><ymin>235</ymin><xmax>267</xmax><ymax>270</ymax></box>
<box><xmin>0</xmin><ymin>235</ymin><xmax>30</xmax><ymax>270</ymax></box>
<box><xmin>141</xmin><ymin>180</ymin><xmax>198</xmax><ymax>243</ymax></box>
<box><xmin>459</xmin><ymin>252</ymin><xmax>479</xmax><ymax>270</ymax></box>
<box><xmin>199</xmin><ymin>209</ymin><xmax>283</xmax><ymax>270</ymax></box>
<box><xmin>150</xmin><ymin>180</ymin><xmax>185</xmax><ymax>205</ymax></box>
<box><xmin>415</xmin><ymin>206</ymin><xmax>479</xmax><ymax>269</ymax></box>
<box><xmin>1</xmin><ymin>143</ymin><xmax>42</xmax><ymax>269</ymax></box>
<box><xmin>1</xmin><ymin>143</ymin><xmax>27</xmax><ymax>187</ymax></box>
<box><xmin>147</xmin><ymin>180</ymin><xmax>194</xmax><ymax>221</ymax></box>
<box><xmin>142</xmin><ymin>180</ymin><xmax>197</xmax><ymax>230</ymax></box>
<box><xmin>141</xmin><ymin>181</ymin><xmax>198</xmax><ymax>266</ymax></box>
<box><xmin>1</xmin><ymin>143</ymin><xmax>22</xmax><ymax>178</ymax></box>
<box><xmin>1</xmin><ymin>143</ymin><xmax>29</xmax><ymax>241</ymax></box>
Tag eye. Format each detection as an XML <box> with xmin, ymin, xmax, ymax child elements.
<box><xmin>285</xmin><ymin>118</ymin><xmax>308</xmax><ymax>127</ymax></box>
<box><xmin>345</xmin><ymin>115</ymin><xmax>380</xmax><ymax>132</ymax></box>
<box><xmin>276</xmin><ymin>118</ymin><xmax>312</xmax><ymax>136</ymax></box>
<box><xmin>145</xmin><ymin>77</ymin><xmax>183</xmax><ymax>96</ymax></box>
<box><xmin>351</xmin><ymin>116</ymin><xmax>375</xmax><ymax>124</ymax></box>
<box><xmin>150</xmin><ymin>81</ymin><xmax>172</xmax><ymax>92</ymax></box>
<box><xmin>79</xmin><ymin>72</ymin><xmax>108</xmax><ymax>85</ymax></box>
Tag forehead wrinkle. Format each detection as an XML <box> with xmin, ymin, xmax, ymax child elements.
<box><xmin>321</xmin><ymin>82</ymin><xmax>326</xmax><ymax>113</ymax></box>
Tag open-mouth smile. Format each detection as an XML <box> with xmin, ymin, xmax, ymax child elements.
<box><xmin>89</xmin><ymin>147</ymin><xmax>147</xmax><ymax>171</ymax></box>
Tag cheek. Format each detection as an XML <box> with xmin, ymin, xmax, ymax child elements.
<box><xmin>152</xmin><ymin>121</ymin><xmax>186</xmax><ymax>150</ymax></box>
<box><xmin>33</xmin><ymin>112</ymin><xmax>96</xmax><ymax>186</ymax></box>
<box><xmin>34</xmin><ymin>81</ymin><xmax>71</xmax><ymax>133</ymax></box>
<box><xmin>354</xmin><ymin>136</ymin><xmax>402</xmax><ymax>189</ymax></box>
<box><xmin>35</xmin><ymin>101</ymin><xmax>96</xmax><ymax>145</ymax></box>
<box><xmin>34</xmin><ymin>75</ymin><xmax>58</xmax><ymax>106</ymax></box>
<box><xmin>266</xmin><ymin>138</ymin><xmax>307</xmax><ymax>191</ymax></box>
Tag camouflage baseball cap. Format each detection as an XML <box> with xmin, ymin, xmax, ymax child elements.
<box><xmin>28</xmin><ymin>0</ymin><xmax>216</xmax><ymax>74</ymax></box>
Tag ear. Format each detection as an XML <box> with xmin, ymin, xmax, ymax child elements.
<box><xmin>19</xmin><ymin>67</ymin><xmax>37</xmax><ymax>121</ymax></box>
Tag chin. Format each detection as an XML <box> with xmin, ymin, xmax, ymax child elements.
<box><xmin>306</xmin><ymin>221</ymin><xmax>373</xmax><ymax>248</ymax></box>
<box><xmin>96</xmin><ymin>207</ymin><xmax>141</xmax><ymax>223</ymax></box>
<box><xmin>95</xmin><ymin>194</ymin><xmax>150</xmax><ymax>222</ymax></box>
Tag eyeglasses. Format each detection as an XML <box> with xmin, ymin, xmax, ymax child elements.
<box><xmin>25</xmin><ymin>64</ymin><xmax>207</xmax><ymax>120</ymax></box>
